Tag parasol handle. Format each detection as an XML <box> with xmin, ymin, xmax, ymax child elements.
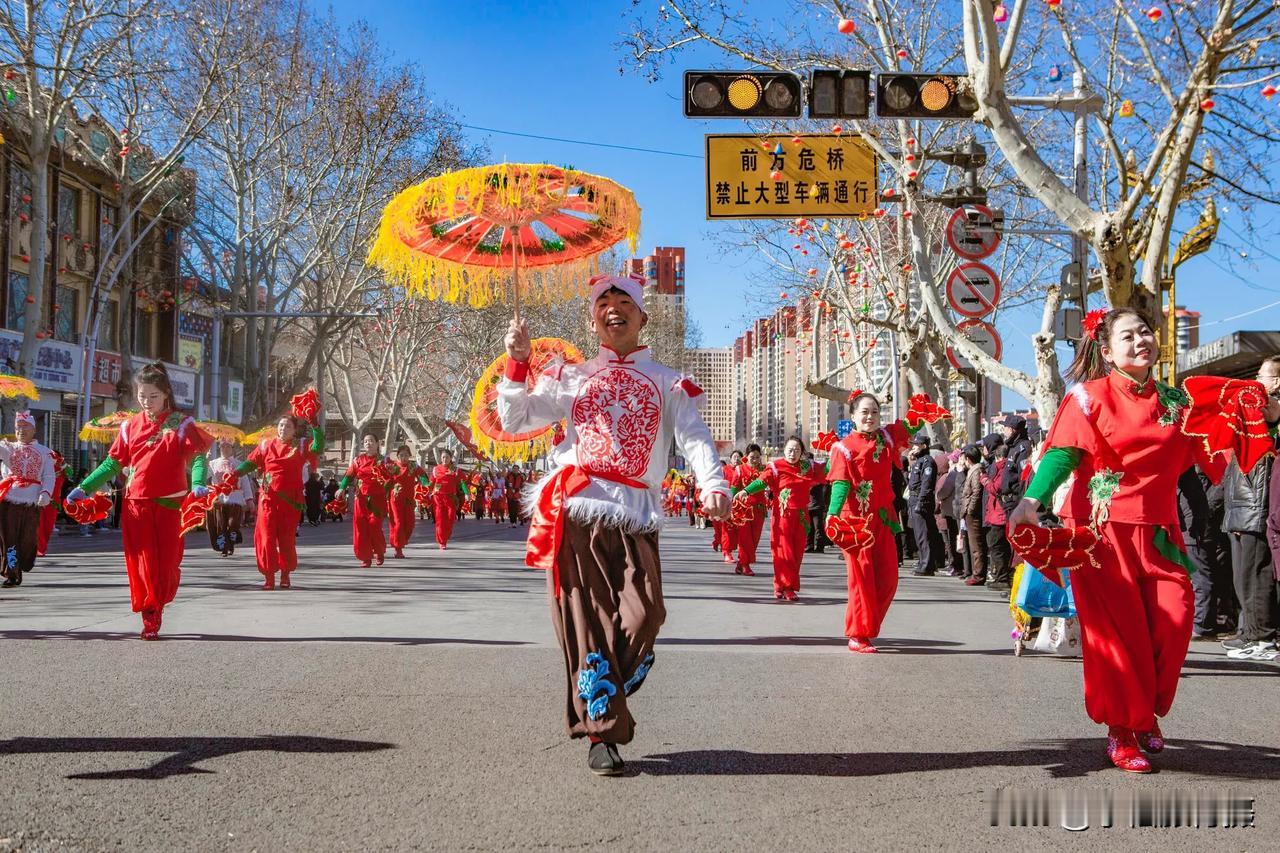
<box><xmin>511</xmin><ymin>245</ymin><xmax>522</xmax><ymax>322</ymax></box>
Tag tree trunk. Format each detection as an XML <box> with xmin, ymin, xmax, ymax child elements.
<box><xmin>17</xmin><ymin>146</ymin><xmax>51</xmax><ymax>390</ymax></box>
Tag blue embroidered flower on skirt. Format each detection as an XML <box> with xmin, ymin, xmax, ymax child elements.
<box><xmin>215</xmin><ymin>535</ymin><xmax>226</xmax><ymax>550</ymax></box>
<box><xmin>576</xmin><ymin>652</ymin><xmax>617</xmax><ymax>720</ymax></box>
<box><xmin>623</xmin><ymin>653</ymin><xmax>655</xmax><ymax>695</ymax></box>
<box><xmin>5</xmin><ymin>546</ymin><xmax>15</xmax><ymax>569</ymax></box>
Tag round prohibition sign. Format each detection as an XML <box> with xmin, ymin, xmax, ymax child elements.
<box><xmin>945</xmin><ymin>262</ymin><xmax>1001</xmax><ymax>319</ymax></box>
<box><xmin>946</xmin><ymin>319</ymin><xmax>1003</xmax><ymax>372</ymax></box>
<box><xmin>946</xmin><ymin>204</ymin><xmax>1001</xmax><ymax>261</ymax></box>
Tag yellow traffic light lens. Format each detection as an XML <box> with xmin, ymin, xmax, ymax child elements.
<box><xmin>727</xmin><ymin>76</ymin><xmax>762</xmax><ymax>110</ymax></box>
<box><xmin>920</xmin><ymin>77</ymin><xmax>954</xmax><ymax>112</ymax></box>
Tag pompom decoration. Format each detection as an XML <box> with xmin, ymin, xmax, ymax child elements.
<box><xmin>846</xmin><ymin>388</ymin><xmax>866</xmax><ymax>403</ymax></box>
<box><xmin>413</xmin><ymin>482</ymin><xmax>433</xmax><ymax>511</ymax></box>
<box><xmin>812</xmin><ymin>431</ymin><xmax>838</xmax><ymax>452</ymax></box>
<box><xmin>904</xmin><ymin>394</ymin><xmax>953</xmax><ymax>428</ymax></box>
<box><xmin>826</xmin><ymin>514</ymin><xmax>875</xmax><ymax>553</ymax></box>
<box><xmin>837</xmin><ymin>17</ymin><xmax>856</xmax><ymax>34</ymax></box>
<box><xmin>1081</xmin><ymin>308</ymin><xmax>1109</xmax><ymax>341</ymax></box>
<box><xmin>325</xmin><ymin>496</ymin><xmax>349</xmax><ymax>517</ymax></box>
<box><xmin>64</xmin><ymin>493</ymin><xmax>113</xmax><ymax>525</ymax></box>
<box><xmin>290</xmin><ymin>388</ymin><xmax>321</xmax><ymax>423</ymax></box>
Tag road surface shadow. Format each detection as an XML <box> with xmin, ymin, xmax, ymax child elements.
<box><xmin>629</xmin><ymin>738</ymin><xmax>1280</xmax><ymax>780</ymax></box>
<box><xmin>0</xmin><ymin>735</ymin><xmax>395</xmax><ymax>780</ymax></box>
<box><xmin>0</xmin><ymin>629</ymin><xmax>530</xmax><ymax>646</ymax></box>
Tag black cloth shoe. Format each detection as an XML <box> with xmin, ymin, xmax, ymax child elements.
<box><xmin>587</xmin><ymin>741</ymin><xmax>625</xmax><ymax>777</ymax></box>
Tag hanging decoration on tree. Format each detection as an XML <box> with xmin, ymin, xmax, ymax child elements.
<box><xmin>837</xmin><ymin>17</ymin><xmax>856</xmax><ymax>34</ymax></box>
<box><xmin>993</xmin><ymin>3</ymin><xmax>1009</xmax><ymax>23</ymax></box>
<box><xmin>1118</xmin><ymin>99</ymin><xmax>1135</xmax><ymax>117</ymax></box>
<box><xmin>1145</xmin><ymin>7</ymin><xmax>1163</xmax><ymax>23</ymax></box>
<box><xmin>1048</xmin><ymin>64</ymin><xmax>1062</xmax><ymax>83</ymax></box>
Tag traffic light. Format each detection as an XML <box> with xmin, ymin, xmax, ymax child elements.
<box><xmin>809</xmin><ymin>69</ymin><xmax>870</xmax><ymax>119</ymax></box>
<box><xmin>876</xmin><ymin>73</ymin><xmax>978</xmax><ymax>119</ymax></box>
<box><xmin>683</xmin><ymin>70</ymin><xmax>803</xmax><ymax>118</ymax></box>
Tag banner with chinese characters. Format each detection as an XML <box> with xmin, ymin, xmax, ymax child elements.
<box><xmin>705</xmin><ymin>133</ymin><xmax>877</xmax><ymax>219</ymax></box>
<box><xmin>0</xmin><ymin>329</ymin><xmax>82</xmax><ymax>393</ymax></box>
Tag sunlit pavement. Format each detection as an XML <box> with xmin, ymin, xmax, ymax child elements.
<box><xmin>2</xmin><ymin>517</ymin><xmax>1276</xmax><ymax>850</ymax></box>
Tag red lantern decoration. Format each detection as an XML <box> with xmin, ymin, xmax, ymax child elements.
<box><xmin>1263</xmin><ymin>85</ymin><xmax>1278</xmax><ymax>99</ymax></box>
<box><xmin>837</xmin><ymin>18</ymin><xmax>856</xmax><ymax>34</ymax></box>
<box><xmin>1146</xmin><ymin>7</ymin><xmax>1162</xmax><ymax>22</ymax></box>
<box><xmin>770</xmin><ymin>170</ymin><xmax>784</xmax><ymax>181</ymax></box>
<box><xmin>896</xmin><ymin>49</ymin><xmax>908</xmax><ymax>59</ymax></box>
<box><xmin>832</xmin><ymin>124</ymin><xmax>843</xmax><ymax>133</ymax></box>
<box><xmin>1200</xmin><ymin>98</ymin><xmax>1215</xmax><ymax>111</ymax></box>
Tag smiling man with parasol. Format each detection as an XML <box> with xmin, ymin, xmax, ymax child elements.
<box><xmin>500</xmin><ymin>274</ymin><xmax>731</xmax><ymax>777</ymax></box>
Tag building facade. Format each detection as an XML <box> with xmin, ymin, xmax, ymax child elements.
<box><xmin>687</xmin><ymin>346</ymin><xmax>734</xmax><ymax>448</ymax></box>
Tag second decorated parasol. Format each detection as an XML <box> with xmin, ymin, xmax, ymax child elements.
<box><xmin>469</xmin><ymin>338</ymin><xmax>584</xmax><ymax>462</ymax></box>
<box><xmin>367</xmin><ymin>163</ymin><xmax>641</xmax><ymax>315</ymax></box>
<box><xmin>79</xmin><ymin>410</ymin><xmax>136</xmax><ymax>444</ymax></box>
<box><xmin>0</xmin><ymin>375</ymin><xmax>39</xmax><ymax>401</ymax></box>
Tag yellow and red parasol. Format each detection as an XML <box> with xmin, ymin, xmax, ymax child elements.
<box><xmin>79</xmin><ymin>410</ymin><xmax>136</xmax><ymax>444</ymax></box>
<box><xmin>469</xmin><ymin>337</ymin><xmax>584</xmax><ymax>462</ymax></box>
<box><xmin>240</xmin><ymin>425</ymin><xmax>276</xmax><ymax>447</ymax></box>
<box><xmin>197</xmin><ymin>421</ymin><xmax>245</xmax><ymax>443</ymax></box>
<box><xmin>367</xmin><ymin>163</ymin><xmax>641</xmax><ymax>313</ymax></box>
<box><xmin>0</xmin><ymin>375</ymin><xmax>38</xmax><ymax>401</ymax></box>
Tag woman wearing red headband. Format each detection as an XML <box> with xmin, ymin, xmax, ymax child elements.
<box><xmin>1009</xmin><ymin>307</ymin><xmax>1280</xmax><ymax>773</ymax></box>
<box><xmin>68</xmin><ymin>363</ymin><xmax>211</xmax><ymax>638</ymax></box>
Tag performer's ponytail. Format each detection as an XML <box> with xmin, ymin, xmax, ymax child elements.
<box><xmin>1065</xmin><ymin>307</ymin><xmax>1151</xmax><ymax>384</ymax></box>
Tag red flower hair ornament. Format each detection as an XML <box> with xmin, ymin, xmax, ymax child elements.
<box><xmin>1081</xmin><ymin>308</ymin><xmax>1109</xmax><ymax>341</ymax></box>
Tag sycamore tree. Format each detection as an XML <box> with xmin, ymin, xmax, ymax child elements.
<box><xmin>627</xmin><ymin>0</ymin><xmax>1278</xmax><ymax>421</ymax></box>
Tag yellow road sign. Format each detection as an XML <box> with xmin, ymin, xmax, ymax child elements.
<box><xmin>705</xmin><ymin>133</ymin><xmax>877</xmax><ymax>220</ymax></box>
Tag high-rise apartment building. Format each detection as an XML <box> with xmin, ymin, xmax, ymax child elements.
<box><xmin>687</xmin><ymin>347</ymin><xmax>735</xmax><ymax>447</ymax></box>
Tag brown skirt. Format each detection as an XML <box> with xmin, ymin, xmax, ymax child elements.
<box><xmin>551</xmin><ymin>517</ymin><xmax>664</xmax><ymax>745</ymax></box>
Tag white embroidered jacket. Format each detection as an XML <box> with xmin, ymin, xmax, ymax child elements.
<box><xmin>0</xmin><ymin>439</ymin><xmax>56</xmax><ymax>505</ymax></box>
<box><xmin>497</xmin><ymin>344</ymin><xmax>730</xmax><ymax>531</ymax></box>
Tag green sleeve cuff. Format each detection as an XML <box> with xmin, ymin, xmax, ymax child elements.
<box><xmin>418</xmin><ymin>475</ymin><xmax>431</xmax><ymax>487</ymax></box>
<box><xmin>904</xmin><ymin>420</ymin><xmax>925</xmax><ymax>436</ymax></box>
<box><xmin>742</xmin><ymin>478</ymin><xmax>766</xmax><ymax>495</ymax></box>
<box><xmin>190</xmin><ymin>454</ymin><xmax>209</xmax><ymax>488</ymax></box>
<box><xmin>79</xmin><ymin>457</ymin><xmax>122</xmax><ymax>494</ymax></box>
<box><xmin>235</xmin><ymin>460</ymin><xmax>256</xmax><ymax>476</ymax></box>
<box><xmin>338</xmin><ymin>476</ymin><xmax>351</xmax><ymax>491</ymax></box>
<box><xmin>1024</xmin><ymin>447</ymin><xmax>1082</xmax><ymax>507</ymax></box>
<box><xmin>827</xmin><ymin>480</ymin><xmax>850</xmax><ymax>515</ymax></box>
<box><xmin>310</xmin><ymin>425</ymin><xmax>325</xmax><ymax>454</ymax></box>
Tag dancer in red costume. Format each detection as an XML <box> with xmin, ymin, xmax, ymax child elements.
<box><xmin>505</xmin><ymin>464</ymin><xmax>526</xmax><ymax>526</ymax></box>
<box><xmin>339</xmin><ymin>434</ymin><xmax>391</xmax><ymax>567</ymax></box>
<box><xmin>387</xmin><ymin>445</ymin><xmax>428</xmax><ymax>557</ymax></box>
<box><xmin>1008</xmin><ymin>308</ymin><xmax>1280</xmax><ymax>773</ymax></box>
<box><xmin>430</xmin><ymin>449</ymin><xmax>468</xmax><ymax>549</ymax></box>
<box><xmin>733</xmin><ymin>444</ymin><xmax>767</xmax><ymax>576</ymax></box>
<box><xmin>69</xmin><ymin>363</ymin><xmax>211</xmax><ymax>638</ymax></box>
<box><xmin>35</xmin><ymin>449</ymin><xmax>67</xmax><ymax>557</ymax></box>
<box><xmin>826</xmin><ymin>392</ymin><xmax>914</xmax><ymax>653</ymax></box>
<box><xmin>737</xmin><ymin>437</ymin><xmax>826</xmax><ymax>600</ymax></box>
<box><xmin>237</xmin><ymin>414</ymin><xmax>324</xmax><ymax>587</ymax></box>
<box><xmin>713</xmin><ymin>450</ymin><xmax>743</xmax><ymax>563</ymax></box>
<box><xmin>488</xmin><ymin>472</ymin><xmax>507</xmax><ymax>524</ymax></box>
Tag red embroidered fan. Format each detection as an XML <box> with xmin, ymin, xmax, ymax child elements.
<box><xmin>904</xmin><ymin>394</ymin><xmax>952</xmax><ymax>429</ymax></box>
<box><xmin>1008</xmin><ymin>524</ymin><xmax>1101</xmax><ymax>585</ymax></box>
<box><xmin>413</xmin><ymin>482</ymin><xmax>433</xmax><ymax>510</ymax></box>
<box><xmin>1181</xmin><ymin>376</ymin><xmax>1276</xmax><ymax>476</ymax></box>
<box><xmin>290</xmin><ymin>388</ymin><xmax>321</xmax><ymax>424</ymax></box>
<box><xmin>812</xmin><ymin>431</ymin><xmax>838</xmax><ymax>452</ymax></box>
<box><xmin>325</xmin><ymin>496</ymin><xmax>349</xmax><ymax>517</ymax></box>
<box><xmin>178</xmin><ymin>473</ymin><xmax>239</xmax><ymax>535</ymax></box>
<box><xmin>64</xmin><ymin>493</ymin><xmax>113</xmax><ymax>525</ymax></box>
<box><xmin>825</xmin><ymin>514</ymin><xmax>875</xmax><ymax>553</ymax></box>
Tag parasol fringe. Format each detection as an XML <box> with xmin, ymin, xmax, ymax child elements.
<box><xmin>79</xmin><ymin>425</ymin><xmax>119</xmax><ymax>444</ymax></box>
<box><xmin>367</xmin><ymin>164</ymin><xmax>641</xmax><ymax>307</ymax></box>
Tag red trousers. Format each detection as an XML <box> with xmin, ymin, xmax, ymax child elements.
<box><xmin>37</xmin><ymin>502</ymin><xmax>56</xmax><ymax>556</ymax></box>
<box><xmin>736</xmin><ymin>507</ymin><xmax>766</xmax><ymax>569</ymax></box>
<box><xmin>389</xmin><ymin>495</ymin><xmax>416</xmax><ymax>549</ymax></box>
<box><xmin>255</xmin><ymin>495</ymin><xmax>300</xmax><ymax>576</ymax></box>
<box><xmin>121</xmin><ymin>498</ymin><xmax>183</xmax><ymax>614</ymax></box>
<box><xmin>770</xmin><ymin>509</ymin><xmax>808</xmax><ymax>594</ymax></box>
<box><xmin>842</xmin><ymin>523</ymin><xmax>899</xmax><ymax>639</ymax></box>
<box><xmin>1068</xmin><ymin>520</ymin><xmax>1193</xmax><ymax>732</ymax></box>
<box><xmin>718</xmin><ymin>520</ymin><xmax>738</xmax><ymax>556</ymax></box>
<box><xmin>433</xmin><ymin>494</ymin><xmax>457</xmax><ymax>547</ymax></box>
<box><xmin>352</xmin><ymin>495</ymin><xmax>387</xmax><ymax>562</ymax></box>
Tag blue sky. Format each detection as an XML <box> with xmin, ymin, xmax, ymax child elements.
<box><xmin>328</xmin><ymin>0</ymin><xmax>1279</xmax><ymax>393</ymax></box>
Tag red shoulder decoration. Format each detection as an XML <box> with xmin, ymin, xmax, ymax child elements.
<box><xmin>290</xmin><ymin>388</ymin><xmax>321</xmax><ymax>424</ymax></box>
<box><xmin>678</xmin><ymin>378</ymin><xmax>704</xmax><ymax>398</ymax></box>
<box><xmin>904</xmin><ymin>393</ymin><xmax>952</xmax><ymax>428</ymax></box>
<box><xmin>812</xmin><ymin>431</ymin><xmax>838</xmax><ymax>452</ymax></box>
<box><xmin>1181</xmin><ymin>376</ymin><xmax>1276</xmax><ymax>476</ymax></box>
<box><xmin>1008</xmin><ymin>523</ymin><xmax>1100</xmax><ymax>586</ymax></box>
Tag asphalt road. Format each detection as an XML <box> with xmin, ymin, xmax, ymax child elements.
<box><xmin>2</xmin><ymin>515</ymin><xmax>1277</xmax><ymax>851</ymax></box>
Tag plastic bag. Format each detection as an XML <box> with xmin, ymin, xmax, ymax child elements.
<box><xmin>1015</xmin><ymin>563</ymin><xmax>1077</xmax><ymax>618</ymax></box>
<box><xmin>1032</xmin><ymin>616</ymin><xmax>1081</xmax><ymax>656</ymax></box>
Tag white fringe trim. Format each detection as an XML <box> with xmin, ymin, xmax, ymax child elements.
<box><xmin>521</xmin><ymin>475</ymin><xmax>662</xmax><ymax>532</ymax></box>
<box><xmin>1070</xmin><ymin>383</ymin><xmax>1092</xmax><ymax>417</ymax></box>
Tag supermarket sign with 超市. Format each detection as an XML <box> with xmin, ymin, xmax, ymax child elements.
<box><xmin>705</xmin><ymin>133</ymin><xmax>877</xmax><ymax>220</ymax></box>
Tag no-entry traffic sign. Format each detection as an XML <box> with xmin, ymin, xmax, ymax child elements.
<box><xmin>946</xmin><ymin>319</ymin><xmax>1003</xmax><ymax>371</ymax></box>
<box><xmin>946</xmin><ymin>204</ymin><xmax>1002</xmax><ymax>260</ymax></box>
<box><xmin>945</xmin><ymin>262</ymin><xmax>1001</xmax><ymax>319</ymax></box>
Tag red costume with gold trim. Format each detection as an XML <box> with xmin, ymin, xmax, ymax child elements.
<box><xmin>430</xmin><ymin>464</ymin><xmax>467</xmax><ymax>548</ymax></box>
<box><xmin>733</xmin><ymin>462</ymin><xmax>767</xmax><ymax>572</ymax></box>
<box><xmin>244</xmin><ymin>433</ymin><xmax>320</xmax><ymax>581</ymax></box>
<box><xmin>36</xmin><ymin>450</ymin><xmax>67</xmax><ymax>557</ymax></box>
<box><xmin>828</xmin><ymin>421</ymin><xmax>911</xmax><ymax>640</ymax></box>
<box><xmin>744</xmin><ymin>459</ymin><xmax>827</xmax><ymax>597</ymax></box>
<box><xmin>387</xmin><ymin>461</ymin><xmax>427</xmax><ymax>552</ymax></box>
<box><xmin>341</xmin><ymin>454</ymin><xmax>391</xmax><ymax>565</ymax></box>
